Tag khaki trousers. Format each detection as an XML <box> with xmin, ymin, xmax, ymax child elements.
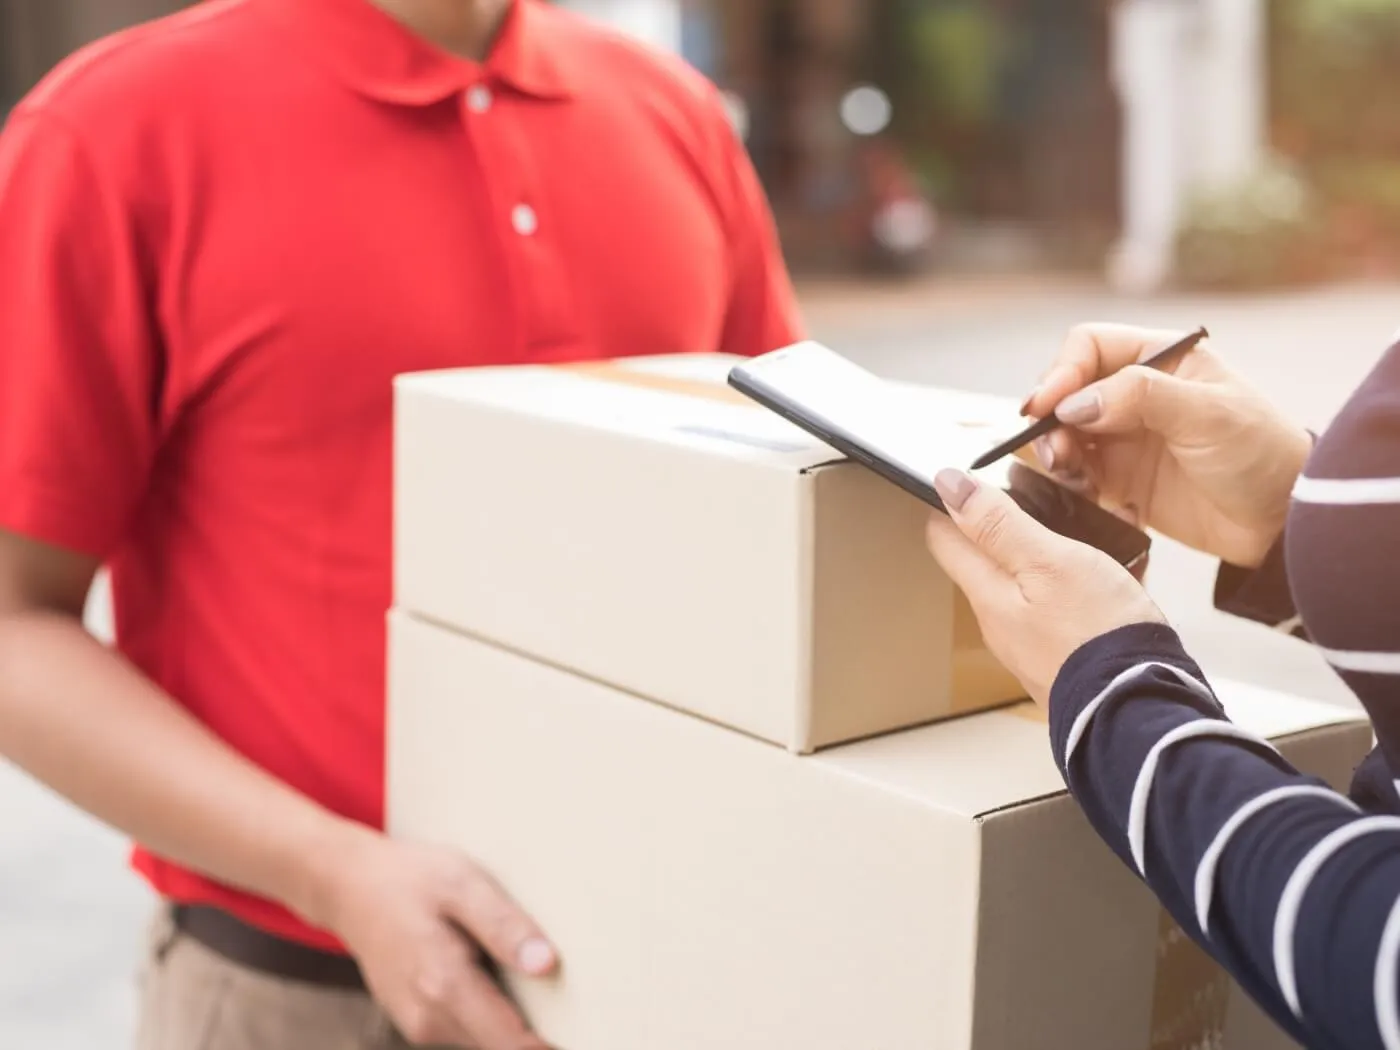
<box><xmin>134</xmin><ymin>907</ymin><xmax>434</xmax><ymax>1050</ymax></box>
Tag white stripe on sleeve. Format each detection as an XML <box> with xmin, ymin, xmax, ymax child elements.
<box><xmin>1292</xmin><ymin>475</ymin><xmax>1400</xmax><ymax>505</ymax></box>
<box><xmin>1194</xmin><ymin>785</ymin><xmax>1359</xmax><ymax>935</ymax></box>
<box><xmin>1128</xmin><ymin>721</ymin><xmax>1279</xmax><ymax>875</ymax></box>
<box><xmin>1062</xmin><ymin>661</ymin><xmax>1216</xmax><ymax>773</ymax></box>
<box><xmin>1317</xmin><ymin>646</ymin><xmax>1400</xmax><ymax>676</ymax></box>
<box><xmin>1274</xmin><ymin>817</ymin><xmax>1400</xmax><ymax>1019</ymax></box>
<box><xmin>1375</xmin><ymin>892</ymin><xmax>1400</xmax><ymax>1050</ymax></box>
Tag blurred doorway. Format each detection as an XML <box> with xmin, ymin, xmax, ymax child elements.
<box><xmin>713</xmin><ymin>0</ymin><xmax>1122</xmax><ymax>274</ymax></box>
<box><xmin>1</xmin><ymin>0</ymin><xmax>188</xmax><ymax>112</ymax></box>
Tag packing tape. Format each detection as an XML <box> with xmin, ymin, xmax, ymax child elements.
<box><xmin>1006</xmin><ymin>707</ymin><xmax>1235</xmax><ymax>1045</ymax></box>
<box><xmin>1150</xmin><ymin>910</ymin><xmax>1232</xmax><ymax>1049</ymax></box>
<box><xmin>1011</xmin><ymin>702</ymin><xmax>1239</xmax><ymax>1043</ymax></box>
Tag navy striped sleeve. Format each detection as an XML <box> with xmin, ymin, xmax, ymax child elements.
<box><xmin>1285</xmin><ymin>341</ymin><xmax>1400</xmax><ymax>788</ymax></box>
<box><xmin>1052</xmin><ymin>622</ymin><xmax>1400</xmax><ymax>1050</ymax></box>
<box><xmin>1214</xmin><ymin>532</ymin><xmax>1310</xmax><ymax>641</ymax></box>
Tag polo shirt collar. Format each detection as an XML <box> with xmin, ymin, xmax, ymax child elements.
<box><xmin>264</xmin><ymin>0</ymin><xmax>576</xmax><ymax>105</ymax></box>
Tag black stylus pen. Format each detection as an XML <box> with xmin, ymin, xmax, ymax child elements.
<box><xmin>968</xmin><ymin>325</ymin><xmax>1210</xmax><ymax>471</ymax></box>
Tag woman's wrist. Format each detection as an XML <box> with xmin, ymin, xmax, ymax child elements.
<box><xmin>1047</xmin><ymin>621</ymin><xmax>1199</xmax><ymax>767</ymax></box>
<box><xmin>1235</xmin><ymin>423</ymin><xmax>1312</xmax><ymax>570</ymax></box>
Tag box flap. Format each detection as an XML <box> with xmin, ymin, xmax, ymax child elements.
<box><xmin>814</xmin><ymin>678</ymin><xmax>1368</xmax><ymax>820</ymax></box>
<box><xmin>396</xmin><ymin>354</ymin><xmax>836</xmax><ymax>469</ymax></box>
<box><xmin>1212</xmin><ymin>676</ymin><xmax>1364</xmax><ymax>739</ymax></box>
<box><xmin>394</xmin><ymin>351</ymin><xmax>1027</xmax><ymax>479</ymax></box>
<box><xmin>814</xmin><ymin>705</ymin><xmax>1064</xmax><ymax>819</ymax></box>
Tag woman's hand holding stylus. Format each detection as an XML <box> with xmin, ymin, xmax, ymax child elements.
<box><xmin>1022</xmin><ymin>324</ymin><xmax>1313</xmax><ymax>569</ymax></box>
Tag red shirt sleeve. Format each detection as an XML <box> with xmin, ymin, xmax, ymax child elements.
<box><xmin>0</xmin><ymin>108</ymin><xmax>160</xmax><ymax>558</ymax></box>
<box><xmin>709</xmin><ymin>97</ymin><xmax>804</xmax><ymax>358</ymax></box>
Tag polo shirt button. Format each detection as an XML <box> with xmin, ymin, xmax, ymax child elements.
<box><xmin>466</xmin><ymin>84</ymin><xmax>492</xmax><ymax>114</ymax></box>
<box><xmin>511</xmin><ymin>203</ymin><xmax>538</xmax><ymax>236</ymax></box>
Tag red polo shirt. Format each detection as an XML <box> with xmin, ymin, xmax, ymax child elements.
<box><xmin>0</xmin><ymin>0</ymin><xmax>800</xmax><ymax>949</ymax></box>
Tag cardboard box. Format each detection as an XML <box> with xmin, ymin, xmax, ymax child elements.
<box><xmin>394</xmin><ymin>352</ymin><xmax>1027</xmax><ymax>754</ymax></box>
<box><xmin>387</xmin><ymin>610</ymin><xmax>1368</xmax><ymax>1050</ymax></box>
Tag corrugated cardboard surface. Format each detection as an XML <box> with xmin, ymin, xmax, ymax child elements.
<box><xmin>394</xmin><ymin>371</ymin><xmax>813</xmax><ymax>744</ymax></box>
<box><xmin>393</xmin><ymin>353</ymin><xmax>1025</xmax><ymax>753</ymax></box>
<box><xmin>806</xmin><ymin>465</ymin><xmax>1019</xmax><ymax>743</ymax></box>
<box><xmin>387</xmin><ymin>611</ymin><xmax>1367</xmax><ymax>1050</ymax></box>
<box><xmin>389</xmin><ymin>610</ymin><xmax>982</xmax><ymax>1049</ymax></box>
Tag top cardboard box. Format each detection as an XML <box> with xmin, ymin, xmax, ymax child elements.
<box><xmin>394</xmin><ymin>350</ymin><xmax>1027</xmax><ymax>753</ymax></box>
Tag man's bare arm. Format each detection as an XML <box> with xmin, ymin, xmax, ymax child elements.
<box><xmin>0</xmin><ymin>527</ymin><xmax>356</xmax><ymax>926</ymax></box>
<box><xmin>0</xmin><ymin>529</ymin><xmax>557</xmax><ymax>1048</ymax></box>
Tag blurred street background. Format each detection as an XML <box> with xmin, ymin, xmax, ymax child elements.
<box><xmin>6</xmin><ymin>0</ymin><xmax>1400</xmax><ymax>1046</ymax></box>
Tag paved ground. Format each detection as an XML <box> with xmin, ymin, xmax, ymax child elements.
<box><xmin>3</xmin><ymin>279</ymin><xmax>1396</xmax><ymax>1047</ymax></box>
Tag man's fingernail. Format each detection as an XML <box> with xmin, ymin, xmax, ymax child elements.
<box><xmin>517</xmin><ymin>938</ymin><xmax>556</xmax><ymax>974</ymax></box>
<box><xmin>934</xmin><ymin>469</ymin><xmax>977</xmax><ymax>512</ymax></box>
<box><xmin>1056</xmin><ymin>388</ymin><xmax>1101</xmax><ymax>425</ymax></box>
<box><xmin>1034</xmin><ymin>436</ymin><xmax>1055</xmax><ymax>471</ymax></box>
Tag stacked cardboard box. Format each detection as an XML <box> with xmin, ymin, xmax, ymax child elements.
<box><xmin>388</xmin><ymin>352</ymin><xmax>1369</xmax><ymax>1050</ymax></box>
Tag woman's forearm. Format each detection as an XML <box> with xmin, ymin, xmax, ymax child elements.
<box><xmin>1052</xmin><ymin>622</ymin><xmax>1399</xmax><ymax>1050</ymax></box>
<box><xmin>0</xmin><ymin>609</ymin><xmax>365</xmax><ymax>930</ymax></box>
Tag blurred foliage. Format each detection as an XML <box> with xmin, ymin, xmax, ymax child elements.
<box><xmin>1192</xmin><ymin>0</ymin><xmax>1400</xmax><ymax>287</ymax></box>
<box><xmin>1272</xmin><ymin>0</ymin><xmax>1400</xmax><ymax>158</ymax></box>
<box><xmin>1290</xmin><ymin>0</ymin><xmax>1400</xmax><ymax>27</ymax></box>
<box><xmin>1176</xmin><ymin>159</ymin><xmax>1326</xmax><ymax>290</ymax></box>
<box><xmin>870</xmin><ymin>0</ymin><xmax>1009</xmax><ymax>206</ymax></box>
<box><xmin>1312</xmin><ymin>160</ymin><xmax>1400</xmax><ymax>240</ymax></box>
<box><xmin>905</xmin><ymin>6</ymin><xmax>1006</xmax><ymax>125</ymax></box>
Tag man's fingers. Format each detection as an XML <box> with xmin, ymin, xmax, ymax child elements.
<box><xmin>450</xmin><ymin>965</ymin><xmax>550</xmax><ymax>1050</ymax></box>
<box><xmin>442</xmin><ymin>863</ymin><xmax>557</xmax><ymax>977</ymax></box>
<box><xmin>403</xmin><ymin>925</ymin><xmax>549</xmax><ymax>1050</ymax></box>
<box><xmin>932</xmin><ymin>469</ymin><xmax>1064</xmax><ymax>576</ymax></box>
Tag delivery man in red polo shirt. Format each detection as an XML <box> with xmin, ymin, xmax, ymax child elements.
<box><xmin>0</xmin><ymin>0</ymin><xmax>801</xmax><ymax>1047</ymax></box>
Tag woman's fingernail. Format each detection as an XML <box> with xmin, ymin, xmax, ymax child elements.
<box><xmin>517</xmin><ymin>937</ymin><xmax>557</xmax><ymax>974</ymax></box>
<box><xmin>1115</xmin><ymin>503</ymin><xmax>1141</xmax><ymax>528</ymax></box>
<box><xmin>1034</xmin><ymin>436</ymin><xmax>1055</xmax><ymax>471</ymax></box>
<box><xmin>1018</xmin><ymin>385</ymin><xmax>1042</xmax><ymax>417</ymax></box>
<box><xmin>1056</xmin><ymin>388</ymin><xmax>1102</xmax><ymax>425</ymax></box>
<box><xmin>934</xmin><ymin>468</ymin><xmax>977</xmax><ymax>512</ymax></box>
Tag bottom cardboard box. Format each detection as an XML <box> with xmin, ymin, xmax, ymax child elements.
<box><xmin>387</xmin><ymin>610</ymin><xmax>1369</xmax><ymax>1050</ymax></box>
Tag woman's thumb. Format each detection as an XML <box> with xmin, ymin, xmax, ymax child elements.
<box><xmin>933</xmin><ymin>469</ymin><xmax>1056</xmax><ymax>576</ymax></box>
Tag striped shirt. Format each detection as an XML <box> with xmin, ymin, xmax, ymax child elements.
<box><xmin>1055</xmin><ymin>338</ymin><xmax>1400</xmax><ymax>1049</ymax></box>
